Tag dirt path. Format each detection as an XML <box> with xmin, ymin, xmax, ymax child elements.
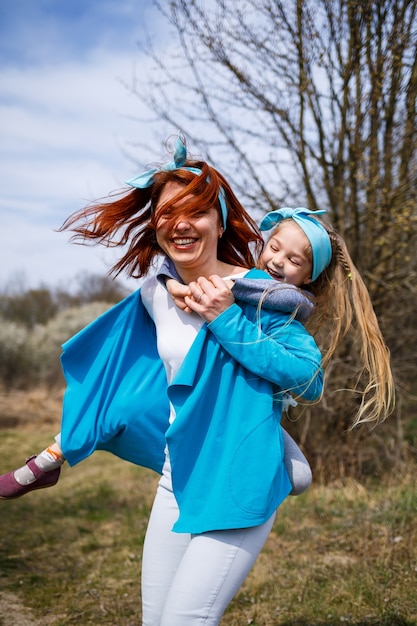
<box><xmin>0</xmin><ymin>591</ymin><xmax>47</xmax><ymax>626</ymax></box>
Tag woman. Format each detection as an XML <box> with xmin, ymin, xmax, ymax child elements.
<box><xmin>1</xmin><ymin>135</ymin><xmax>323</xmax><ymax>625</ymax></box>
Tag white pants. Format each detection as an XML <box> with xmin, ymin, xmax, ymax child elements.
<box><xmin>141</xmin><ymin>459</ymin><xmax>275</xmax><ymax>626</ymax></box>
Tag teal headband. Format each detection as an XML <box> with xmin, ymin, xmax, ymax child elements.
<box><xmin>259</xmin><ymin>207</ymin><xmax>332</xmax><ymax>282</ymax></box>
<box><xmin>125</xmin><ymin>134</ymin><xmax>229</xmax><ymax>229</ymax></box>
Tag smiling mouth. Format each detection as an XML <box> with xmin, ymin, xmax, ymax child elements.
<box><xmin>171</xmin><ymin>237</ymin><xmax>198</xmax><ymax>248</ymax></box>
<box><xmin>266</xmin><ymin>267</ymin><xmax>284</xmax><ymax>281</ymax></box>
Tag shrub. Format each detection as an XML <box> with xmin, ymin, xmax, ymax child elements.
<box><xmin>0</xmin><ymin>303</ymin><xmax>112</xmax><ymax>389</ymax></box>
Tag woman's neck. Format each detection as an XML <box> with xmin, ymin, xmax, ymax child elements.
<box><xmin>175</xmin><ymin>261</ymin><xmax>247</xmax><ymax>284</ymax></box>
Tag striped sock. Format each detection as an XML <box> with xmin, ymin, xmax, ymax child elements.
<box><xmin>14</xmin><ymin>447</ymin><xmax>64</xmax><ymax>485</ymax></box>
<box><xmin>35</xmin><ymin>447</ymin><xmax>65</xmax><ymax>470</ymax></box>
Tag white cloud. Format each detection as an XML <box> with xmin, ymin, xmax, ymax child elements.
<box><xmin>0</xmin><ymin>3</ymin><xmax>174</xmax><ymax>291</ymax></box>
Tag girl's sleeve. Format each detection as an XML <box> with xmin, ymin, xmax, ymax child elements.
<box><xmin>208</xmin><ymin>303</ymin><xmax>322</xmax><ymax>401</ymax></box>
<box><xmin>232</xmin><ymin>278</ymin><xmax>314</xmax><ymax>323</ymax></box>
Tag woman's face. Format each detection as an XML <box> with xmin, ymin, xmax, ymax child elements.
<box><xmin>260</xmin><ymin>220</ymin><xmax>313</xmax><ymax>287</ymax></box>
<box><xmin>154</xmin><ymin>181</ymin><xmax>223</xmax><ymax>277</ymax></box>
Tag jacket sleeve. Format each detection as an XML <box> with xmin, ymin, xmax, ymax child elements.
<box><xmin>207</xmin><ymin>303</ymin><xmax>322</xmax><ymax>401</ymax></box>
<box><xmin>231</xmin><ymin>278</ymin><xmax>314</xmax><ymax>323</ymax></box>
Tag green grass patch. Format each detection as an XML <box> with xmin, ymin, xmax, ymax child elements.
<box><xmin>0</xmin><ymin>429</ymin><xmax>416</xmax><ymax>625</ymax></box>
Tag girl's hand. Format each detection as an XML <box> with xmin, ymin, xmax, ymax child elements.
<box><xmin>184</xmin><ymin>275</ymin><xmax>235</xmax><ymax>322</ymax></box>
<box><xmin>166</xmin><ymin>278</ymin><xmax>193</xmax><ymax>312</ymax></box>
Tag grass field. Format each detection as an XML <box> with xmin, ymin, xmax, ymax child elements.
<box><xmin>0</xmin><ymin>390</ymin><xmax>416</xmax><ymax>625</ymax></box>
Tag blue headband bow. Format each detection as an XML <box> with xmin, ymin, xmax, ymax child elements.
<box><xmin>259</xmin><ymin>207</ymin><xmax>332</xmax><ymax>282</ymax></box>
<box><xmin>125</xmin><ymin>134</ymin><xmax>229</xmax><ymax>229</ymax></box>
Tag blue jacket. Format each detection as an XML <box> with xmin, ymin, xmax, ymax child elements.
<box><xmin>60</xmin><ymin>269</ymin><xmax>323</xmax><ymax>533</ymax></box>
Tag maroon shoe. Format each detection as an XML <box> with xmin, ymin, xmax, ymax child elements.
<box><xmin>0</xmin><ymin>456</ymin><xmax>61</xmax><ymax>499</ymax></box>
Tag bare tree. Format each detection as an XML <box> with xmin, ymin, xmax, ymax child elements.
<box><xmin>128</xmin><ymin>0</ymin><xmax>417</xmax><ymax>477</ymax></box>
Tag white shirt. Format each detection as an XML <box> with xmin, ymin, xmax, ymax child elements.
<box><xmin>141</xmin><ymin>271</ymin><xmax>247</xmax><ymax>422</ymax></box>
<box><xmin>141</xmin><ymin>276</ymin><xmax>203</xmax><ymax>423</ymax></box>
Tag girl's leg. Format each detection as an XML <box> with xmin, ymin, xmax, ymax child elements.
<box><xmin>159</xmin><ymin>512</ymin><xmax>276</xmax><ymax>626</ymax></box>
<box><xmin>141</xmin><ymin>482</ymin><xmax>190</xmax><ymax>626</ymax></box>
<box><xmin>0</xmin><ymin>435</ymin><xmax>64</xmax><ymax>499</ymax></box>
<box><xmin>282</xmin><ymin>428</ymin><xmax>312</xmax><ymax>495</ymax></box>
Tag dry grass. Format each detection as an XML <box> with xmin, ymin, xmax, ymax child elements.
<box><xmin>0</xmin><ymin>387</ymin><xmax>64</xmax><ymax>430</ymax></box>
<box><xmin>0</xmin><ymin>389</ymin><xmax>416</xmax><ymax>625</ymax></box>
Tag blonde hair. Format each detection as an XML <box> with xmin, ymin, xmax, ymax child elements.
<box><xmin>304</xmin><ymin>221</ymin><xmax>395</xmax><ymax>428</ymax></box>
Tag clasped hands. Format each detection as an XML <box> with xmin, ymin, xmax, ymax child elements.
<box><xmin>166</xmin><ymin>276</ymin><xmax>235</xmax><ymax>322</ymax></box>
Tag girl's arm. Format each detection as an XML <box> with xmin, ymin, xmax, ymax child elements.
<box><xmin>231</xmin><ymin>278</ymin><xmax>314</xmax><ymax>322</ymax></box>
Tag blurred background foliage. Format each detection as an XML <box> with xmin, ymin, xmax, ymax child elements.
<box><xmin>0</xmin><ymin>273</ymin><xmax>128</xmax><ymax>389</ymax></box>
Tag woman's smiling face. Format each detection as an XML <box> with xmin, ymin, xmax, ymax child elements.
<box><xmin>154</xmin><ymin>181</ymin><xmax>224</xmax><ymax>280</ymax></box>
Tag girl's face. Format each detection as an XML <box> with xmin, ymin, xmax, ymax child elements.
<box><xmin>260</xmin><ymin>220</ymin><xmax>313</xmax><ymax>287</ymax></box>
<box><xmin>154</xmin><ymin>181</ymin><xmax>223</xmax><ymax>278</ymax></box>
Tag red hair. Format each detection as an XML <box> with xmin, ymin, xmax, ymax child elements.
<box><xmin>60</xmin><ymin>161</ymin><xmax>263</xmax><ymax>278</ymax></box>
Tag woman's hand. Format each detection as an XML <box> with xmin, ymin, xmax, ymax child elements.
<box><xmin>166</xmin><ymin>278</ymin><xmax>193</xmax><ymax>312</ymax></box>
<box><xmin>184</xmin><ymin>275</ymin><xmax>235</xmax><ymax>322</ymax></box>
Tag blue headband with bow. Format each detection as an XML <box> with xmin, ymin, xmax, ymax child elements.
<box><xmin>125</xmin><ymin>134</ymin><xmax>229</xmax><ymax>229</ymax></box>
<box><xmin>259</xmin><ymin>207</ymin><xmax>332</xmax><ymax>282</ymax></box>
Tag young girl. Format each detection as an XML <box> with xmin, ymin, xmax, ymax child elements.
<box><xmin>256</xmin><ymin>207</ymin><xmax>395</xmax><ymax>428</ymax></box>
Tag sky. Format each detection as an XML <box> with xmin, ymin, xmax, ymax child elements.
<box><xmin>0</xmin><ymin>0</ymin><xmax>173</xmax><ymax>293</ymax></box>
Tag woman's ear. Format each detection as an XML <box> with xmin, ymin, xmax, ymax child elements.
<box><xmin>218</xmin><ymin>226</ymin><xmax>224</xmax><ymax>238</ymax></box>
